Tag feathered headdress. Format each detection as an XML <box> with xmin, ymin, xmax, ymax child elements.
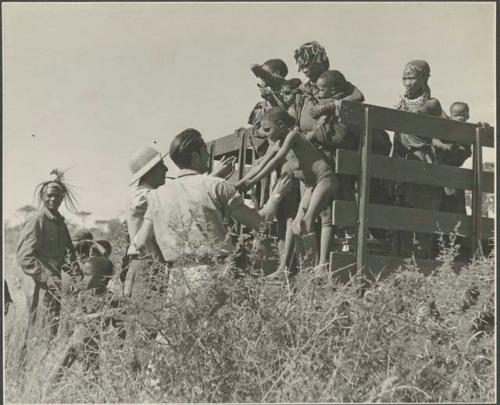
<box><xmin>34</xmin><ymin>168</ymin><xmax>79</xmax><ymax>213</ymax></box>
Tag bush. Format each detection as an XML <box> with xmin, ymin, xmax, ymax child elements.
<box><xmin>4</xmin><ymin>225</ymin><xmax>495</xmax><ymax>403</ymax></box>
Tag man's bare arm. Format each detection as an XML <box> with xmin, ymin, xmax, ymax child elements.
<box><xmin>132</xmin><ymin>219</ymin><xmax>154</xmax><ymax>253</ymax></box>
<box><xmin>230</xmin><ymin>176</ymin><xmax>292</xmax><ymax>229</ymax></box>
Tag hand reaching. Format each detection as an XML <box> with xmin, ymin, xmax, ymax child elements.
<box><xmin>271</xmin><ymin>173</ymin><xmax>293</xmax><ymax>199</ymax></box>
<box><xmin>259</xmin><ymin>86</ymin><xmax>275</xmax><ymax>100</ymax></box>
<box><xmin>235</xmin><ymin>178</ymin><xmax>255</xmax><ymax>193</ymax></box>
<box><xmin>432</xmin><ymin>138</ymin><xmax>452</xmax><ymax>151</ymax></box>
<box><xmin>477</xmin><ymin>121</ymin><xmax>491</xmax><ymax>129</ymax></box>
<box><xmin>211</xmin><ymin>156</ymin><xmax>236</xmax><ymax>179</ymax></box>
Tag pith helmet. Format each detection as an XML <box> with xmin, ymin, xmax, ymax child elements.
<box><xmin>129</xmin><ymin>146</ymin><xmax>167</xmax><ymax>186</ymax></box>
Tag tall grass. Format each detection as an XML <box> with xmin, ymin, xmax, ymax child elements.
<box><xmin>4</xmin><ymin>224</ymin><xmax>495</xmax><ymax>403</ymax></box>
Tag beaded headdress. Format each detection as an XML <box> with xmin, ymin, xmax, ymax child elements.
<box><xmin>294</xmin><ymin>41</ymin><xmax>330</xmax><ymax>69</ymax></box>
<box><xmin>403</xmin><ymin>60</ymin><xmax>431</xmax><ymax>80</ymax></box>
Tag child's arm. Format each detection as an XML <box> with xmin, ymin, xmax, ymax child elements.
<box><xmin>343</xmin><ymin>85</ymin><xmax>365</xmax><ymax>103</ymax></box>
<box><xmin>304</xmin><ymin>117</ymin><xmax>349</xmax><ymax>148</ymax></box>
<box><xmin>242</xmin><ymin>130</ymin><xmax>298</xmax><ymax>189</ymax></box>
<box><xmin>235</xmin><ymin>142</ymin><xmax>280</xmax><ymax>190</ymax></box>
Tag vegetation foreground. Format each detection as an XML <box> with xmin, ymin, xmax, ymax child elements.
<box><xmin>4</xmin><ymin>224</ymin><xmax>495</xmax><ymax>403</ymax></box>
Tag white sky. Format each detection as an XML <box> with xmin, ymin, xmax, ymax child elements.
<box><xmin>2</xmin><ymin>2</ymin><xmax>496</xmax><ymax>225</ymax></box>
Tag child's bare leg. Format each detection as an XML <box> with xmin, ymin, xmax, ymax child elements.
<box><xmin>301</xmin><ymin>177</ymin><xmax>338</xmax><ymax>265</ymax></box>
<box><xmin>278</xmin><ymin>218</ymin><xmax>295</xmax><ymax>272</ymax></box>
<box><xmin>278</xmin><ymin>189</ymin><xmax>311</xmax><ymax>272</ymax></box>
<box><xmin>302</xmin><ymin>176</ymin><xmax>338</xmax><ymax>233</ymax></box>
<box><xmin>277</xmin><ymin>176</ymin><xmax>301</xmax><ymax>272</ymax></box>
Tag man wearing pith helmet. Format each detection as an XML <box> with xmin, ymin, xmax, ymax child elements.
<box><xmin>123</xmin><ymin>146</ymin><xmax>168</xmax><ymax>298</ymax></box>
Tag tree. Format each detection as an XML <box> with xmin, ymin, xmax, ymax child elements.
<box><xmin>76</xmin><ymin>211</ymin><xmax>92</xmax><ymax>227</ymax></box>
<box><xmin>17</xmin><ymin>205</ymin><xmax>36</xmax><ymax>222</ymax></box>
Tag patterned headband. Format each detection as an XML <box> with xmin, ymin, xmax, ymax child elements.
<box><xmin>294</xmin><ymin>41</ymin><xmax>330</xmax><ymax>68</ymax></box>
<box><xmin>404</xmin><ymin>60</ymin><xmax>431</xmax><ymax>78</ymax></box>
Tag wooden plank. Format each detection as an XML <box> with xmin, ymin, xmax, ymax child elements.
<box><xmin>208</xmin><ymin>142</ymin><xmax>215</xmax><ymax>173</ymax></box>
<box><xmin>472</xmin><ymin>127</ymin><xmax>484</xmax><ymax>255</ymax></box>
<box><xmin>236</xmin><ymin>132</ymin><xmax>247</xmax><ymax>235</ymax></box>
<box><xmin>331</xmin><ymin>200</ymin><xmax>494</xmax><ymax>239</ymax></box>
<box><xmin>335</xmin><ymin>149</ymin><xmax>494</xmax><ymax>193</ymax></box>
<box><xmin>338</xmin><ymin>101</ymin><xmax>495</xmax><ymax>148</ymax></box>
<box><xmin>329</xmin><ymin>252</ymin><xmax>467</xmax><ymax>283</ymax></box>
<box><xmin>356</xmin><ymin>106</ymin><xmax>373</xmax><ymax>271</ymax></box>
<box><xmin>207</xmin><ymin>132</ymin><xmax>241</xmax><ymax>156</ymax></box>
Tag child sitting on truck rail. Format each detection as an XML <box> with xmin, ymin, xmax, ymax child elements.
<box><xmin>236</xmin><ymin>107</ymin><xmax>339</xmax><ymax>272</ymax></box>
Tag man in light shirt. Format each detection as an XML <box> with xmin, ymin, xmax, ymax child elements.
<box><xmin>132</xmin><ymin>128</ymin><xmax>292</xmax><ymax>300</ymax></box>
<box><xmin>124</xmin><ymin>145</ymin><xmax>236</xmax><ymax>298</ymax></box>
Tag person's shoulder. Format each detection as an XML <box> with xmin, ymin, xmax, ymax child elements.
<box><xmin>24</xmin><ymin>208</ymin><xmax>45</xmax><ymax>226</ymax></box>
<box><xmin>203</xmin><ymin>173</ymin><xmax>230</xmax><ymax>187</ymax></box>
<box><xmin>425</xmin><ymin>97</ymin><xmax>442</xmax><ymax>115</ymax></box>
<box><xmin>427</xmin><ymin>97</ymin><xmax>441</xmax><ymax>106</ymax></box>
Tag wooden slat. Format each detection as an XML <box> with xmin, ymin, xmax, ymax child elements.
<box><xmin>207</xmin><ymin>132</ymin><xmax>242</xmax><ymax>156</ymax></box>
<box><xmin>338</xmin><ymin>101</ymin><xmax>494</xmax><ymax>148</ymax></box>
<box><xmin>208</xmin><ymin>143</ymin><xmax>215</xmax><ymax>173</ymax></box>
<box><xmin>331</xmin><ymin>200</ymin><xmax>494</xmax><ymax>238</ymax></box>
<box><xmin>335</xmin><ymin>149</ymin><xmax>494</xmax><ymax>193</ymax></box>
<box><xmin>356</xmin><ymin>106</ymin><xmax>373</xmax><ymax>270</ymax></box>
<box><xmin>329</xmin><ymin>252</ymin><xmax>467</xmax><ymax>283</ymax></box>
<box><xmin>472</xmin><ymin>127</ymin><xmax>484</xmax><ymax>255</ymax></box>
<box><xmin>236</xmin><ymin>132</ymin><xmax>247</xmax><ymax>235</ymax></box>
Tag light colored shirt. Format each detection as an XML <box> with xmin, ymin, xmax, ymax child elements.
<box><xmin>126</xmin><ymin>183</ymin><xmax>154</xmax><ymax>255</ymax></box>
<box><xmin>143</xmin><ymin>169</ymin><xmax>245</xmax><ymax>262</ymax></box>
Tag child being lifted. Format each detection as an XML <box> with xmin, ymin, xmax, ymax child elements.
<box><xmin>236</xmin><ymin>107</ymin><xmax>338</xmax><ymax>271</ymax></box>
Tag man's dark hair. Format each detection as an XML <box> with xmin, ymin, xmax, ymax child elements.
<box><xmin>169</xmin><ymin>128</ymin><xmax>205</xmax><ymax>168</ymax></box>
<box><xmin>263</xmin><ymin>59</ymin><xmax>288</xmax><ymax>77</ymax></box>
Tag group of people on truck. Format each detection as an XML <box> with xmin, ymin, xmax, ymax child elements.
<box><xmin>10</xmin><ymin>41</ymin><xmax>490</xmax><ymax>380</ymax></box>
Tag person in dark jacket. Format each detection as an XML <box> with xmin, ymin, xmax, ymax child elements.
<box><xmin>17</xmin><ymin>170</ymin><xmax>78</xmax><ymax>353</ymax></box>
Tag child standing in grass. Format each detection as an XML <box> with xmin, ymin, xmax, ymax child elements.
<box><xmin>236</xmin><ymin>107</ymin><xmax>338</xmax><ymax>272</ymax></box>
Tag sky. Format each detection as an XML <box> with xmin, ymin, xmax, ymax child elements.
<box><xmin>2</xmin><ymin>2</ymin><xmax>496</xmax><ymax>226</ymax></box>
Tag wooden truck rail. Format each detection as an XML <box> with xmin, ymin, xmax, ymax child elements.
<box><xmin>207</xmin><ymin>101</ymin><xmax>495</xmax><ymax>280</ymax></box>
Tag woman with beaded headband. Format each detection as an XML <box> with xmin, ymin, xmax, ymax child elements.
<box><xmin>293</xmin><ymin>41</ymin><xmax>364</xmax><ymax>102</ymax></box>
<box><xmin>391</xmin><ymin>60</ymin><xmax>446</xmax><ymax>260</ymax></box>
<box><xmin>16</xmin><ymin>169</ymin><xmax>78</xmax><ymax>355</ymax></box>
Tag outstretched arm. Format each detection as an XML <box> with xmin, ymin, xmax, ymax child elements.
<box><xmin>246</xmin><ymin>129</ymin><xmax>298</xmax><ymax>187</ymax></box>
<box><xmin>343</xmin><ymin>85</ymin><xmax>364</xmax><ymax>103</ymax></box>
<box><xmin>235</xmin><ymin>142</ymin><xmax>280</xmax><ymax>190</ymax></box>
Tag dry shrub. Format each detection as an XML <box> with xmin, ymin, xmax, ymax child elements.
<box><xmin>4</xmin><ymin>225</ymin><xmax>495</xmax><ymax>403</ymax></box>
